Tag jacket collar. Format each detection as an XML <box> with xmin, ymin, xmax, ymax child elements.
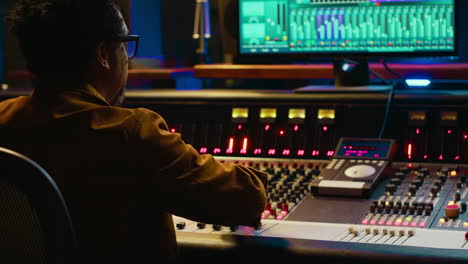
<box><xmin>32</xmin><ymin>83</ymin><xmax>111</xmax><ymax>106</ymax></box>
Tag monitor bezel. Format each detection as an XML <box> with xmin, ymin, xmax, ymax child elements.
<box><xmin>235</xmin><ymin>0</ymin><xmax>459</xmax><ymax>62</ymax></box>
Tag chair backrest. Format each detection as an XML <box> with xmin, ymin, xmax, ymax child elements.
<box><xmin>0</xmin><ymin>147</ymin><xmax>78</xmax><ymax>264</ymax></box>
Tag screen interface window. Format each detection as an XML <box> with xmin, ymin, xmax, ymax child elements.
<box><xmin>335</xmin><ymin>140</ymin><xmax>392</xmax><ymax>158</ymax></box>
<box><xmin>239</xmin><ymin>0</ymin><xmax>455</xmax><ymax>54</ymax></box>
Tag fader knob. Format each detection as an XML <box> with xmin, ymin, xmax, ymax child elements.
<box><xmin>212</xmin><ymin>224</ymin><xmax>223</xmax><ymax>231</ymax></box>
<box><xmin>425</xmin><ymin>205</ymin><xmax>433</xmax><ymax>216</ymax></box>
<box><xmin>445</xmin><ymin>204</ymin><xmax>461</xmax><ymax>219</ymax></box>
<box><xmin>454</xmin><ymin>192</ymin><xmax>461</xmax><ymax>202</ymax></box>
<box><xmin>430</xmin><ymin>187</ymin><xmax>439</xmax><ymax>197</ymax></box>
<box><xmin>409</xmin><ymin>205</ymin><xmax>416</xmax><ymax>215</ymax></box>
<box><xmin>416</xmin><ymin>206</ymin><xmax>424</xmax><ymax>215</ymax></box>
<box><xmin>176</xmin><ymin>222</ymin><xmax>186</xmax><ymax>230</ymax></box>
<box><xmin>401</xmin><ymin>205</ymin><xmax>409</xmax><ymax>214</ymax></box>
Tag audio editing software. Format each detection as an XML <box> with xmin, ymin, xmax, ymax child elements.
<box><xmin>239</xmin><ymin>0</ymin><xmax>455</xmax><ymax>54</ymax></box>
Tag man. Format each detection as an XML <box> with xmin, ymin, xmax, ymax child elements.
<box><xmin>2</xmin><ymin>0</ymin><xmax>268</xmax><ymax>263</ymax></box>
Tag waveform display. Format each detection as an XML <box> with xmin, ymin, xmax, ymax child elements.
<box><xmin>239</xmin><ymin>0</ymin><xmax>456</xmax><ymax>54</ymax></box>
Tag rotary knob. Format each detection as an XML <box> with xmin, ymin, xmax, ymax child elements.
<box><xmin>445</xmin><ymin>204</ymin><xmax>460</xmax><ymax>219</ymax></box>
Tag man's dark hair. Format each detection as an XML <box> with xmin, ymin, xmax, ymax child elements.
<box><xmin>7</xmin><ymin>0</ymin><xmax>124</xmax><ymax>81</ymax></box>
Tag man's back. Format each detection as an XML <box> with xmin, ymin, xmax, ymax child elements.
<box><xmin>0</xmin><ymin>85</ymin><xmax>268</xmax><ymax>263</ymax></box>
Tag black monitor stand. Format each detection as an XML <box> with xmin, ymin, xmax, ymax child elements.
<box><xmin>295</xmin><ymin>58</ymin><xmax>392</xmax><ymax>93</ymax></box>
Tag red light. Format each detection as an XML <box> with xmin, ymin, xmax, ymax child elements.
<box><xmin>213</xmin><ymin>148</ymin><xmax>221</xmax><ymax>154</ymax></box>
<box><xmin>170</xmin><ymin>128</ymin><xmax>176</xmax><ymax>133</ymax></box>
<box><xmin>424</xmin><ymin>155</ymin><xmax>428</xmax><ymax>160</ymax></box>
<box><xmin>464</xmin><ymin>134</ymin><xmax>468</xmax><ymax>140</ymax></box>
<box><xmin>237</xmin><ymin>124</ymin><xmax>242</xmax><ymax>131</ymax></box>
<box><xmin>439</xmin><ymin>154</ymin><xmax>444</xmax><ymax>160</ymax></box>
<box><xmin>312</xmin><ymin>150</ymin><xmax>320</xmax><ymax>156</ymax></box>
<box><xmin>254</xmin><ymin>149</ymin><xmax>262</xmax><ymax>155</ymax></box>
<box><xmin>455</xmin><ymin>156</ymin><xmax>461</xmax><ymax>161</ymax></box>
<box><xmin>322</xmin><ymin>126</ymin><xmax>328</xmax><ymax>132</ymax></box>
<box><xmin>448</xmin><ymin>129</ymin><xmax>453</xmax><ymax>135</ymax></box>
<box><xmin>282</xmin><ymin>149</ymin><xmax>290</xmax><ymax>156</ymax></box>
<box><xmin>294</xmin><ymin>125</ymin><xmax>299</xmax><ymax>132</ymax></box>
<box><xmin>226</xmin><ymin>137</ymin><xmax>234</xmax><ymax>154</ymax></box>
<box><xmin>297</xmin><ymin>150</ymin><xmax>305</xmax><ymax>156</ymax></box>
<box><xmin>416</xmin><ymin>128</ymin><xmax>421</xmax><ymax>135</ymax></box>
<box><xmin>200</xmin><ymin>147</ymin><xmax>208</xmax><ymax>154</ymax></box>
<box><xmin>407</xmin><ymin>144</ymin><xmax>413</xmax><ymax>159</ymax></box>
<box><xmin>279</xmin><ymin>130</ymin><xmax>285</xmax><ymax>136</ymax></box>
<box><xmin>240</xmin><ymin>138</ymin><xmax>248</xmax><ymax>154</ymax></box>
<box><xmin>327</xmin><ymin>151</ymin><xmax>334</xmax><ymax>157</ymax></box>
<box><xmin>268</xmin><ymin>149</ymin><xmax>276</xmax><ymax>155</ymax></box>
<box><xmin>264</xmin><ymin>124</ymin><xmax>270</xmax><ymax>131</ymax></box>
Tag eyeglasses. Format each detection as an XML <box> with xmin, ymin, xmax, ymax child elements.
<box><xmin>116</xmin><ymin>35</ymin><xmax>140</xmax><ymax>59</ymax></box>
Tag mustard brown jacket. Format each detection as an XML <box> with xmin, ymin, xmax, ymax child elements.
<box><xmin>0</xmin><ymin>84</ymin><xmax>268</xmax><ymax>263</ymax></box>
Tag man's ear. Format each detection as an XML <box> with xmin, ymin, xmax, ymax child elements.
<box><xmin>96</xmin><ymin>41</ymin><xmax>110</xmax><ymax>70</ymax></box>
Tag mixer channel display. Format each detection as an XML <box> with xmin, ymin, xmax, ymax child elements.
<box><xmin>239</xmin><ymin>0</ymin><xmax>455</xmax><ymax>54</ymax></box>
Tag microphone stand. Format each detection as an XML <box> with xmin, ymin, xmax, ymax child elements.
<box><xmin>193</xmin><ymin>0</ymin><xmax>211</xmax><ymax>64</ymax></box>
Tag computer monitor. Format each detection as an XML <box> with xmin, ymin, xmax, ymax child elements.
<box><xmin>238</xmin><ymin>0</ymin><xmax>458</xmax><ymax>87</ymax></box>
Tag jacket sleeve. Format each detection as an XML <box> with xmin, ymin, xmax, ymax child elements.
<box><xmin>133</xmin><ymin>108</ymin><xmax>268</xmax><ymax>228</ymax></box>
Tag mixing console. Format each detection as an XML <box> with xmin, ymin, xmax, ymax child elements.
<box><xmin>123</xmin><ymin>89</ymin><xmax>468</xmax><ymax>262</ymax></box>
<box><xmin>173</xmin><ymin>158</ymin><xmax>468</xmax><ymax>263</ymax></box>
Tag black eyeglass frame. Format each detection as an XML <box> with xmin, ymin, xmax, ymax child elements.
<box><xmin>116</xmin><ymin>35</ymin><xmax>140</xmax><ymax>59</ymax></box>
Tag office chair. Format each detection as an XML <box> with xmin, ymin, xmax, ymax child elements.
<box><xmin>0</xmin><ymin>147</ymin><xmax>78</xmax><ymax>264</ymax></box>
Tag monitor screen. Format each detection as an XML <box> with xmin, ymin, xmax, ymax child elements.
<box><xmin>239</xmin><ymin>0</ymin><xmax>457</xmax><ymax>56</ymax></box>
<box><xmin>335</xmin><ymin>138</ymin><xmax>393</xmax><ymax>159</ymax></box>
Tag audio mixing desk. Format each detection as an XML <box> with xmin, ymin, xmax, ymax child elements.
<box><xmin>173</xmin><ymin>158</ymin><xmax>468</xmax><ymax>263</ymax></box>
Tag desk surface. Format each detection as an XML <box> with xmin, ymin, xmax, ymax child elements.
<box><xmin>194</xmin><ymin>63</ymin><xmax>468</xmax><ymax>80</ymax></box>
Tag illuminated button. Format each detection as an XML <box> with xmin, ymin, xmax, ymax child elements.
<box><xmin>445</xmin><ymin>204</ymin><xmax>461</xmax><ymax>218</ymax></box>
<box><xmin>344</xmin><ymin>165</ymin><xmax>376</xmax><ymax>178</ymax></box>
